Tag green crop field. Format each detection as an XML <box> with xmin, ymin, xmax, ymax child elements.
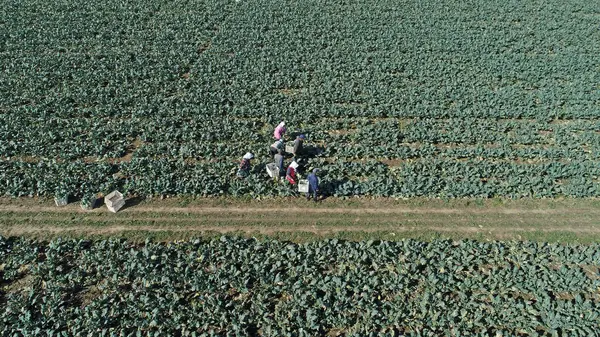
<box><xmin>1</xmin><ymin>0</ymin><xmax>599</xmax><ymax>199</ymax></box>
<box><xmin>1</xmin><ymin>236</ymin><xmax>599</xmax><ymax>336</ymax></box>
<box><xmin>3</xmin><ymin>1</ymin><xmax>600</xmax><ymax>335</ymax></box>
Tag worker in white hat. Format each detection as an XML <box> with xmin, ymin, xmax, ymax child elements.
<box><xmin>273</xmin><ymin>121</ymin><xmax>286</xmax><ymax>140</ymax></box>
<box><xmin>286</xmin><ymin>161</ymin><xmax>300</xmax><ymax>185</ymax></box>
<box><xmin>236</xmin><ymin>152</ymin><xmax>254</xmax><ymax>179</ymax></box>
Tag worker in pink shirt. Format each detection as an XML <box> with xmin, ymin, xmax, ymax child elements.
<box><xmin>273</xmin><ymin>121</ymin><xmax>286</xmax><ymax>140</ymax></box>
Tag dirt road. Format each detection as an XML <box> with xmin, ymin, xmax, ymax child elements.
<box><xmin>1</xmin><ymin>197</ymin><xmax>599</xmax><ymax>242</ymax></box>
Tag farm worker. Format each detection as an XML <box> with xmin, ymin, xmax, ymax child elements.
<box><xmin>273</xmin><ymin>149</ymin><xmax>286</xmax><ymax>179</ymax></box>
<box><xmin>293</xmin><ymin>134</ymin><xmax>306</xmax><ymax>157</ymax></box>
<box><xmin>269</xmin><ymin>139</ymin><xmax>284</xmax><ymax>157</ymax></box>
<box><xmin>286</xmin><ymin>161</ymin><xmax>299</xmax><ymax>184</ymax></box>
<box><xmin>236</xmin><ymin>152</ymin><xmax>254</xmax><ymax>179</ymax></box>
<box><xmin>306</xmin><ymin>168</ymin><xmax>320</xmax><ymax>202</ymax></box>
<box><xmin>274</xmin><ymin>121</ymin><xmax>286</xmax><ymax>140</ymax></box>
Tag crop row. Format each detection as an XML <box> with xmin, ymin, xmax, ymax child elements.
<box><xmin>1</xmin><ymin>0</ymin><xmax>599</xmax><ymax>199</ymax></box>
<box><xmin>1</xmin><ymin>158</ymin><xmax>600</xmax><ymax>199</ymax></box>
<box><xmin>3</xmin><ymin>115</ymin><xmax>600</xmax><ymax>160</ymax></box>
<box><xmin>1</xmin><ymin>237</ymin><xmax>599</xmax><ymax>336</ymax></box>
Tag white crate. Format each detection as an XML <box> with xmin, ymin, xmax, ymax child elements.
<box><xmin>105</xmin><ymin>190</ymin><xmax>125</xmax><ymax>213</ymax></box>
<box><xmin>298</xmin><ymin>179</ymin><xmax>309</xmax><ymax>193</ymax></box>
<box><xmin>54</xmin><ymin>196</ymin><xmax>68</xmax><ymax>207</ymax></box>
<box><xmin>107</xmin><ymin>199</ymin><xmax>125</xmax><ymax>213</ymax></box>
<box><xmin>266</xmin><ymin>163</ymin><xmax>279</xmax><ymax>178</ymax></box>
<box><xmin>81</xmin><ymin>197</ymin><xmax>98</xmax><ymax>211</ymax></box>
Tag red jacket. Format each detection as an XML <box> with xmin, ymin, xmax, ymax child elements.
<box><xmin>239</xmin><ymin>159</ymin><xmax>251</xmax><ymax>171</ymax></box>
<box><xmin>286</xmin><ymin>166</ymin><xmax>297</xmax><ymax>184</ymax></box>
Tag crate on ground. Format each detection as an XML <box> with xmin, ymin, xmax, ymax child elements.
<box><xmin>81</xmin><ymin>194</ymin><xmax>99</xmax><ymax>211</ymax></box>
<box><xmin>298</xmin><ymin>179</ymin><xmax>309</xmax><ymax>193</ymax></box>
<box><xmin>54</xmin><ymin>195</ymin><xmax>68</xmax><ymax>207</ymax></box>
<box><xmin>285</xmin><ymin>145</ymin><xmax>294</xmax><ymax>153</ymax></box>
<box><xmin>105</xmin><ymin>190</ymin><xmax>125</xmax><ymax>213</ymax></box>
<box><xmin>266</xmin><ymin>163</ymin><xmax>279</xmax><ymax>178</ymax></box>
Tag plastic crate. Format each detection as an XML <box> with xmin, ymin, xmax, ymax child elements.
<box><xmin>285</xmin><ymin>145</ymin><xmax>294</xmax><ymax>153</ymax></box>
<box><xmin>54</xmin><ymin>196</ymin><xmax>68</xmax><ymax>207</ymax></box>
<box><xmin>266</xmin><ymin>163</ymin><xmax>279</xmax><ymax>178</ymax></box>
<box><xmin>105</xmin><ymin>190</ymin><xmax>125</xmax><ymax>213</ymax></box>
<box><xmin>81</xmin><ymin>196</ymin><xmax>99</xmax><ymax>211</ymax></box>
<box><xmin>298</xmin><ymin>179</ymin><xmax>309</xmax><ymax>193</ymax></box>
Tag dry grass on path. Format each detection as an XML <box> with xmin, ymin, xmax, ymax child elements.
<box><xmin>0</xmin><ymin>197</ymin><xmax>599</xmax><ymax>243</ymax></box>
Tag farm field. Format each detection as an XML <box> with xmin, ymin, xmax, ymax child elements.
<box><xmin>1</xmin><ymin>0</ymin><xmax>600</xmax><ymax>199</ymax></box>
<box><xmin>2</xmin><ymin>0</ymin><xmax>600</xmax><ymax>335</ymax></box>
<box><xmin>1</xmin><ymin>236</ymin><xmax>600</xmax><ymax>336</ymax></box>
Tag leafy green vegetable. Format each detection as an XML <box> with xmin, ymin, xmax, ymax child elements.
<box><xmin>1</xmin><ymin>0</ymin><xmax>599</xmax><ymax>199</ymax></box>
<box><xmin>1</xmin><ymin>236</ymin><xmax>599</xmax><ymax>335</ymax></box>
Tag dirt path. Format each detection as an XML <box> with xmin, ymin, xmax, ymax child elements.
<box><xmin>1</xmin><ymin>197</ymin><xmax>599</xmax><ymax>242</ymax></box>
<box><xmin>2</xmin><ymin>203</ymin><xmax>595</xmax><ymax>215</ymax></box>
<box><xmin>4</xmin><ymin>224</ymin><xmax>600</xmax><ymax>236</ymax></box>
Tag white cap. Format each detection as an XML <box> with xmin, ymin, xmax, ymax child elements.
<box><xmin>290</xmin><ymin>161</ymin><xmax>299</xmax><ymax>169</ymax></box>
<box><xmin>243</xmin><ymin>152</ymin><xmax>254</xmax><ymax>160</ymax></box>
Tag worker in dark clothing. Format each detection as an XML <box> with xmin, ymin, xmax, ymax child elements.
<box><xmin>269</xmin><ymin>139</ymin><xmax>284</xmax><ymax>158</ymax></box>
<box><xmin>306</xmin><ymin>168</ymin><xmax>320</xmax><ymax>201</ymax></box>
<box><xmin>273</xmin><ymin>149</ymin><xmax>286</xmax><ymax>179</ymax></box>
<box><xmin>293</xmin><ymin>134</ymin><xmax>306</xmax><ymax>157</ymax></box>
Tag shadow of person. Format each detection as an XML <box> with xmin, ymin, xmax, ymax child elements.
<box><xmin>318</xmin><ymin>178</ymin><xmax>350</xmax><ymax>199</ymax></box>
<box><xmin>303</xmin><ymin>145</ymin><xmax>325</xmax><ymax>158</ymax></box>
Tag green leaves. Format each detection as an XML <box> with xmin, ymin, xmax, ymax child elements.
<box><xmin>2</xmin><ymin>236</ymin><xmax>599</xmax><ymax>335</ymax></box>
<box><xmin>1</xmin><ymin>0</ymin><xmax>599</xmax><ymax>200</ymax></box>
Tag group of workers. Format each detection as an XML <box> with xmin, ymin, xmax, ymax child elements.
<box><xmin>236</xmin><ymin>121</ymin><xmax>320</xmax><ymax>201</ymax></box>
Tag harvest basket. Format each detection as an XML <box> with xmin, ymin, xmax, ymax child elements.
<box><xmin>285</xmin><ymin>145</ymin><xmax>294</xmax><ymax>153</ymax></box>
